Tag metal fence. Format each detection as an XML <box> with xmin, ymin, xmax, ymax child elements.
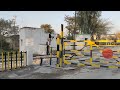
<box><xmin>0</xmin><ymin>51</ymin><xmax>27</xmax><ymax>72</ymax></box>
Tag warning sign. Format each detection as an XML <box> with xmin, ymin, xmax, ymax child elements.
<box><xmin>76</xmin><ymin>34</ymin><xmax>90</xmax><ymax>40</ymax></box>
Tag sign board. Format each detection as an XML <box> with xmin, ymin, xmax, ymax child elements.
<box><xmin>26</xmin><ymin>38</ymin><xmax>34</xmax><ymax>46</ymax></box>
<box><xmin>76</xmin><ymin>34</ymin><xmax>91</xmax><ymax>41</ymax></box>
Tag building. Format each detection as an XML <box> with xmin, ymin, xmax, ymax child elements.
<box><xmin>19</xmin><ymin>27</ymin><xmax>57</xmax><ymax>55</ymax></box>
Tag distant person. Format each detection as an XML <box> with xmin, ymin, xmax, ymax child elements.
<box><xmin>56</xmin><ymin>34</ymin><xmax>61</xmax><ymax>39</ymax></box>
<box><xmin>46</xmin><ymin>40</ymin><xmax>50</xmax><ymax>55</ymax></box>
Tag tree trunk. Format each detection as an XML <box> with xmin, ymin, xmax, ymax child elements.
<box><xmin>72</xmin><ymin>32</ymin><xmax>74</xmax><ymax>40</ymax></box>
<box><xmin>91</xmin><ymin>34</ymin><xmax>94</xmax><ymax>41</ymax></box>
<box><xmin>97</xmin><ymin>34</ymin><xmax>101</xmax><ymax>40</ymax></box>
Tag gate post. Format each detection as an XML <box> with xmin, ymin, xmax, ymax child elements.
<box><xmin>26</xmin><ymin>50</ymin><xmax>33</xmax><ymax>65</ymax></box>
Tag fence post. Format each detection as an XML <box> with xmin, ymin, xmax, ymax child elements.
<box><xmin>11</xmin><ymin>52</ymin><xmax>12</xmax><ymax>70</ymax></box>
<box><xmin>21</xmin><ymin>51</ymin><xmax>22</xmax><ymax>67</ymax></box>
<box><xmin>8</xmin><ymin>52</ymin><xmax>10</xmax><ymax>70</ymax></box>
<box><xmin>16</xmin><ymin>51</ymin><xmax>17</xmax><ymax>68</ymax></box>
<box><xmin>2</xmin><ymin>52</ymin><xmax>4</xmax><ymax>71</ymax></box>
<box><xmin>26</xmin><ymin>50</ymin><xmax>33</xmax><ymax>66</ymax></box>
<box><xmin>5</xmin><ymin>52</ymin><xmax>6</xmax><ymax>70</ymax></box>
<box><xmin>59</xmin><ymin>24</ymin><xmax>64</xmax><ymax>67</ymax></box>
<box><xmin>13</xmin><ymin>51</ymin><xmax>15</xmax><ymax>69</ymax></box>
<box><xmin>18</xmin><ymin>51</ymin><xmax>20</xmax><ymax>67</ymax></box>
<box><xmin>23</xmin><ymin>51</ymin><xmax>27</xmax><ymax>66</ymax></box>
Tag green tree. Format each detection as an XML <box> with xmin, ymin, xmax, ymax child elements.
<box><xmin>0</xmin><ymin>18</ymin><xmax>19</xmax><ymax>50</ymax></box>
<box><xmin>0</xmin><ymin>18</ymin><xmax>19</xmax><ymax>36</ymax></box>
<box><xmin>95</xmin><ymin>19</ymin><xmax>112</xmax><ymax>40</ymax></box>
<box><xmin>65</xmin><ymin>11</ymin><xmax>112</xmax><ymax>41</ymax></box>
<box><xmin>40</xmin><ymin>24</ymin><xmax>54</xmax><ymax>34</ymax></box>
<box><xmin>64</xmin><ymin>15</ymin><xmax>79</xmax><ymax>40</ymax></box>
<box><xmin>77</xmin><ymin>11</ymin><xmax>101</xmax><ymax>34</ymax></box>
<box><xmin>116</xmin><ymin>32</ymin><xmax>120</xmax><ymax>39</ymax></box>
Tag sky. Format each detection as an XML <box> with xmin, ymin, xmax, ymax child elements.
<box><xmin>0</xmin><ymin>11</ymin><xmax>120</xmax><ymax>34</ymax></box>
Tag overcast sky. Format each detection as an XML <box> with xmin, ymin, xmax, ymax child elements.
<box><xmin>0</xmin><ymin>11</ymin><xmax>119</xmax><ymax>34</ymax></box>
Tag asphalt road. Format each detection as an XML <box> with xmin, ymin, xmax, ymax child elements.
<box><xmin>0</xmin><ymin>65</ymin><xmax>120</xmax><ymax>79</ymax></box>
<box><xmin>0</xmin><ymin>47</ymin><xmax>120</xmax><ymax>79</ymax></box>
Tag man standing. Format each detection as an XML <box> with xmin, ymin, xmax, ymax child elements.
<box><xmin>46</xmin><ymin>33</ymin><xmax>52</xmax><ymax>55</ymax></box>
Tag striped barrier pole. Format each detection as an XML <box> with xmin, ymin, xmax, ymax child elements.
<box><xmin>59</xmin><ymin>24</ymin><xmax>64</xmax><ymax>67</ymax></box>
<box><xmin>64</xmin><ymin>40</ymin><xmax>85</xmax><ymax>42</ymax></box>
<box><xmin>56</xmin><ymin>36</ymin><xmax>60</xmax><ymax>67</ymax></box>
<box><xmin>63</xmin><ymin>42</ymin><xmax>65</xmax><ymax>62</ymax></box>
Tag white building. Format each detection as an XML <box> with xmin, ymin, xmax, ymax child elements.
<box><xmin>19</xmin><ymin>27</ymin><xmax>57</xmax><ymax>55</ymax></box>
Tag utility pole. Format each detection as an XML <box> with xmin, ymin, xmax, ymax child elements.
<box><xmin>12</xmin><ymin>16</ymin><xmax>16</xmax><ymax>50</ymax></box>
<box><xmin>13</xmin><ymin>16</ymin><xmax>16</xmax><ymax>34</ymax></box>
<box><xmin>73</xmin><ymin>11</ymin><xmax>77</xmax><ymax>50</ymax></box>
<box><xmin>0</xmin><ymin>31</ymin><xmax>2</xmax><ymax>51</ymax></box>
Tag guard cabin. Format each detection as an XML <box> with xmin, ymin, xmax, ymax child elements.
<box><xmin>19</xmin><ymin>27</ymin><xmax>57</xmax><ymax>55</ymax></box>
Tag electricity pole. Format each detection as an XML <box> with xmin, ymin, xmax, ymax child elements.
<box><xmin>0</xmin><ymin>31</ymin><xmax>2</xmax><ymax>51</ymax></box>
<box><xmin>12</xmin><ymin>16</ymin><xmax>16</xmax><ymax>50</ymax></box>
<box><xmin>73</xmin><ymin>11</ymin><xmax>77</xmax><ymax>50</ymax></box>
<box><xmin>13</xmin><ymin>16</ymin><xmax>16</xmax><ymax>34</ymax></box>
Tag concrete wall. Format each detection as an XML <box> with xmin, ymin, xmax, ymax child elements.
<box><xmin>19</xmin><ymin>27</ymin><xmax>57</xmax><ymax>55</ymax></box>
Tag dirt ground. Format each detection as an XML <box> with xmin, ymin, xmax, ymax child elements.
<box><xmin>1</xmin><ymin>47</ymin><xmax>120</xmax><ymax>79</ymax></box>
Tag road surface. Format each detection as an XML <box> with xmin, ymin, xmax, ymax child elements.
<box><xmin>0</xmin><ymin>65</ymin><xmax>120</xmax><ymax>79</ymax></box>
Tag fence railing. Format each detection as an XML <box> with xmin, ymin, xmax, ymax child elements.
<box><xmin>0</xmin><ymin>51</ymin><xmax>27</xmax><ymax>72</ymax></box>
